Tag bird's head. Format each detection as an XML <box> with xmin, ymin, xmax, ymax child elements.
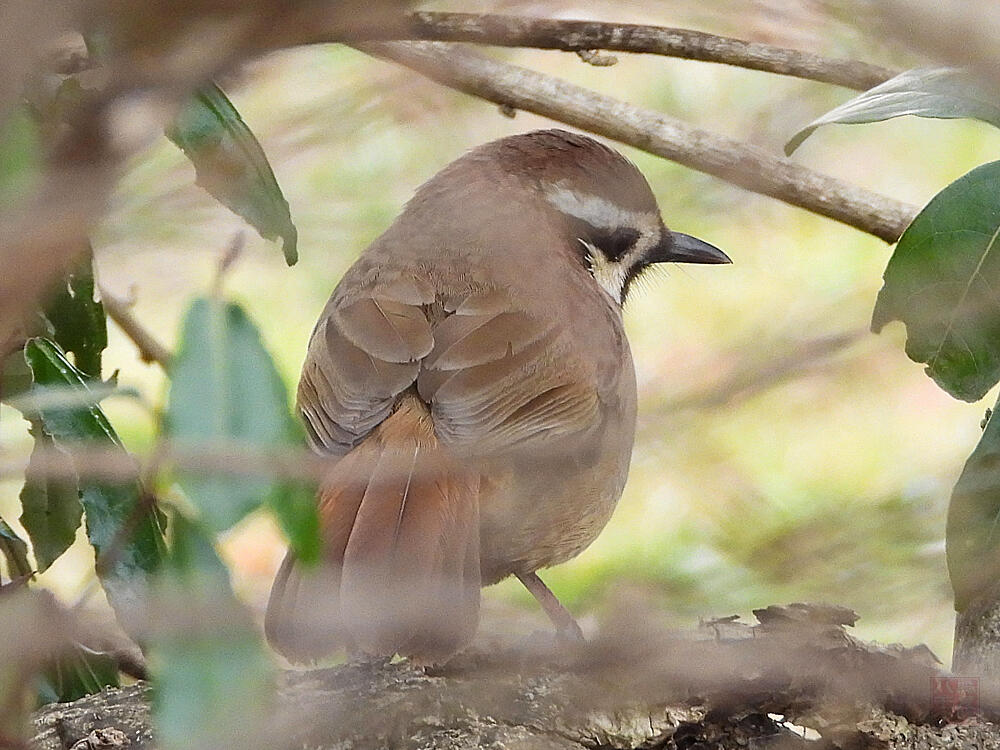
<box><xmin>501</xmin><ymin>129</ymin><xmax>732</xmax><ymax>305</ymax></box>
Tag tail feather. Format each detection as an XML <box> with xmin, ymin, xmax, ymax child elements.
<box><xmin>265</xmin><ymin>395</ymin><xmax>481</xmax><ymax>664</ymax></box>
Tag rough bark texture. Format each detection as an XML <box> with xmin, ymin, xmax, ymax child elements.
<box><xmin>30</xmin><ymin>605</ymin><xmax>1000</xmax><ymax>750</ymax></box>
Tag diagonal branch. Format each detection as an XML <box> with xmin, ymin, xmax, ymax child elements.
<box><xmin>359</xmin><ymin>42</ymin><xmax>918</xmax><ymax>243</ymax></box>
<box><xmin>372</xmin><ymin>12</ymin><xmax>897</xmax><ymax>91</ymax></box>
<box><xmin>99</xmin><ymin>288</ymin><xmax>172</xmax><ymax>369</ymax></box>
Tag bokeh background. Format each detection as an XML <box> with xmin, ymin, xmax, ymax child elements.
<box><xmin>5</xmin><ymin>0</ymin><xmax>1000</xmax><ymax>662</ymax></box>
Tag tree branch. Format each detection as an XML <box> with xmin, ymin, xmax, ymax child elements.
<box><xmin>32</xmin><ymin>607</ymin><xmax>993</xmax><ymax>750</ymax></box>
<box><xmin>359</xmin><ymin>42</ymin><xmax>918</xmax><ymax>243</ymax></box>
<box><xmin>371</xmin><ymin>12</ymin><xmax>898</xmax><ymax>91</ymax></box>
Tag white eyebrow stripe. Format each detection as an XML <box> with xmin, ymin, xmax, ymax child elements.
<box><xmin>544</xmin><ymin>184</ymin><xmax>656</xmax><ymax>231</ymax></box>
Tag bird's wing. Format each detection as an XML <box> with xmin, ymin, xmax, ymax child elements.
<box><xmin>417</xmin><ymin>288</ymin><xmax>600</xmax><ymax>453</ymax></box>
<box><xmin>298</xmin><ymin>275</ymin><xmax>436</xmax><ymax>455</ymax></box>
<box><xmin>298</xmin><ymin>280</ymin><xmax>600</xmax><ymax>456</ymax></box>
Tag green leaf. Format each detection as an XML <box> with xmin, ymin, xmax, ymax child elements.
<box><xmin>0</xmin><ymin>106</ymin><xmax>42</xmax><ymax>204</ymax></box>
<box><xmin>42</xmin><ymin>252</ymin><xmax>107</xmax><ymax>380</ymax></box>
<box><xmin>165</xmin><ymin>298</ymin><xmax>319</xmax><ymax>559</ymax></box>
<box><xmin>786</xmin><ymin>67</ymin><xmax>1000</xmax><ymax>155</ymax></box>
<box><xmin>872</xmin><ymin>160</ymin><xmax>1000</xmax><ymax>401</ymax></box>
<box><xmin>19</xmin><ymin>427</ymin><xmax>82</xmax><ymax>572</ymax></box>
<box><xmin>151</xmin><ymin>513</ymin><xmax>274</xmax><ymax>750</ymax></box>
<box><xmin>166</xmin><ymin>83</ymin><xmax>298</xmax><ymax>265</ymax></box>
<box><xmin>0</xmin><ymin>517</ymin><xmax>31</xmax><ymax>579</ymax></box>
<box><xmin>267</xmin><ymin>481</ymin><xmax>320</xmax><ymax>565</ymax></box>
<box><xmin>948</xmin><ymin>399</ymin><xmax>1000</xmax><ymax>611</ymax></box>
<box><xmin>22</xmin><ymin>338</ymin><xmax>166</xmax><ymax>620</ymax></box>
<box><xmin>37</xmin><ymin>644</ymin><xmax>119</xmax><ymax>704</ymax></box>
<box><xmin>163</xmin><ymin>511</ymin><xmax>230</xmax><ymax>589</ymax></box>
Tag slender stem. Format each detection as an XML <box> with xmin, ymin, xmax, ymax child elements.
<box><xmin>359</xmin><ymin>42</ymin><xmax>918</xmax><ymax>243</ymax></box>
<box><xmin>99</xmin><ymin>287</ymin><xmax>172</xmax><ymax>369</ymax></box>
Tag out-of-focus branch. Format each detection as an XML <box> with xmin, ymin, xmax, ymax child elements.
<box><xmin>360</xmin><ymin>42</ymin><xmax>918</xmax><ymax>243</ymax></box>
<box><xmin>367</xmin><ymin>12</ymin><xmax>897</xmax><ymax>91</ymax></box>
<box><xmin>655</xmin><ymin>329</ymin><xmax>867</xmax><ymax>415</ymax></box>
<box><xmin>0</xmin><ymin>442</ymin><xmax>330</xmax><ymax>486</ymax></box>
<box><xmin>99</xmin><ymin>288</ymin><xmax>172</xmax><ymax>369</ymax></box>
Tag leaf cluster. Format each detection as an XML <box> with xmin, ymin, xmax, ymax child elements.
<box><xmin>0</xmin><ymin>70</ymin><xmax>310</xmax><ymax>748</ymax></box>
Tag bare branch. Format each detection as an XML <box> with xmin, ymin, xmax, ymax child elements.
<box><xmin>654</xmin><ymin>329</ymin><xmax>867</xmax><ymax>415</ymax></box>
<box><xmin>378</xmin><ymin>12</ymin><xmax>897</xmax><ymax>91</ymax></box>
<box><xmin>360</xmin><ymin>42</ymin><xmax>918</xmax><ymax>243</ymax></box>
<box><xmin>99</xmin><ymin>288</ymin><xmax>172</xmax><ymax>369</ymax></box>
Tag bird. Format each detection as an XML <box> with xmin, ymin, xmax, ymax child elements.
<box><xmin>265</xmin><ymin>128</ymin><xmax>730</xmax><ymax>664</ymax></box>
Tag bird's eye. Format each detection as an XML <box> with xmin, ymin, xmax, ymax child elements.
<box><xmin>594</xmin><ymin>227</ymin><xmax>640</xmax><ymax>262</ymax></box>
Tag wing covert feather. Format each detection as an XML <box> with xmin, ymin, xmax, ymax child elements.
<box><xmin>300</xmin><ymin>284</ymin><xmax>602</xmax><ymax>456</ymax></box>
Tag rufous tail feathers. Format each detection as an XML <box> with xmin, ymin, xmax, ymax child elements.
<box><xmin>265</xmin><ymin>395</ymin><xmax>481</xmax><ymax>664</ymax></box>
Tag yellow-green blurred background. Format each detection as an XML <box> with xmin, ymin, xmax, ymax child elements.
<box><xmin>4</xmin><ymin>0</ymin><xmax>1000</xmax><ymax>663</ymax></box>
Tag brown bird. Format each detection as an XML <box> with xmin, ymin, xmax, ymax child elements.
<box><xmin>265</xmin><ymin>129</ymin><xmax>730</xmax><ymax>664</ymax></box>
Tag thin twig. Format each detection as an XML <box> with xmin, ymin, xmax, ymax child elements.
<box><xmin>652</xmin><ymin>329</ymin><xmax>867</xmax><ymax>416</ymax></box>
<box><xmin>99</xmin><ymin>287</ymin><xmax>172</xmax><ymax>368</ymax></box>
<box><xmin>359</xmin><ymin>42</ymin><xmax>918</xmax><ymax>243</ymax></box>
<box><xmin>367</xmin><ymin>12</ymin><xmax>897</xmax><ymax>91</ymax></box>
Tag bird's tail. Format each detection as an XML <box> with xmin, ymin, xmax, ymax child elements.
<box><xmin>265</xmin><ymin>395</ymin><xmax>481</xmax><ymax>664</ymax></box>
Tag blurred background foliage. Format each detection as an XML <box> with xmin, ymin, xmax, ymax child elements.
<box><xmin>4</xmin><ymin>0</ymin><xmax>1000</xmax><ymax>663</ymax></box>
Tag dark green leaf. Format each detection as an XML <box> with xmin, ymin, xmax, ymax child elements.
<box><xmin>151</xmin><ymin>513</ymin><xmax>274</xmax><ymax>750</ymax></box>
<box><xmin>786</xmin><ymin>67</ymin><xmax>1000</xmax><ymax>155</ymax></box>
<box><xmin>165</xmin><ymin>298</ymin><xmax>319</xmax><ymax>558</ymax></box>
<box><xmin>0</xmin><ymin>517</ymin><xmax>31</xmax><ymax>579</ymax></box>
<box><xmin>19</xmin><ymin>427</ymin><xmax>82</xmax><ymax>572</ymax></box>
<box><xmin>37</xmin><ymin>644</ymin><xmax>119</xmax><ymax>704</ymax></box>
<box><xmin>948</xmin><ymin>399</ymin><xmax>1000</xmax><ymax>611</ymax></box>
<box><xmin>42</xmin><ymin>252</ymin><xmax>107</xmax><ymax>379</ymax></box>
<box><xmin>22</xmin><ymin>338</ymin><xmax>166</xmax><ymax>620</ymax></box>
<box><xmin>166</xmin><ymin>83</ymin><xmax>297</xmax><ymax>265</ymax></box>
<box><xmin>872</xmin><ymin>160</ymin><xmax>1000</xmax><ymax>401</ymax></box>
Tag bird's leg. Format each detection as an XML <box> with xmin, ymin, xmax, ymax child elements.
<box><xmin>515</xmin><ymin>571</ymin><xmax>585</xmax><ymax>642</ymax></box>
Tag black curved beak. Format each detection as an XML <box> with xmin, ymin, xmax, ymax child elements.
<box><xmin>653</xmin><ymin>231</ymin><xmax>731</xmax><ymax>265</ymax></box>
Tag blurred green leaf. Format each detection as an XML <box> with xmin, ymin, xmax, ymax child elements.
<box><xmin>163</xmin><ymin>510</ymin><xmax>230</xmax><ymax>589</ymax></box>
<box><xmin>152</xmin><ymin>512</ymin><xmax>274</xmax><ymax>750</ymax></box>
<box><xmin>165</xmin><ymin>298</ymin><xmax>319</xmax><ymax>560</ymax></box>
<box><xmin>166</xmin><ymin>83</ymin><xmax>298</xmax><ymax>265</ymax></box>
<box><xmin>0</xmin><ymin>106</ymin><xmax>42</xmax><ymax>204</ymax></box>
<box><xmin>948</xmin><ymin>397</ymin><xmax>1000</xmax><ymax>611</ymax></box>
<box><xmin>0</xmin><ymin>517</ymin><xmax>31</xmax><ymax>579</ymax></box>
<box><xmin>267</xmin><ymin>481</ymin><xmax>320</xmax><ymax>565</ymax></box>
<box><xmin>19</xmin><ymin>427</ymin><xmax>81</xmax><ymax>573</ymax></box>
<box><xmin>37</xmin><ymin>644</ymin><xmax>119</xmax><ymax>705</ymax></box>
<box><xmin>786</xmin><ymin>67</ymin><xmax>1000</xmax><ymax>155</ymax></box>
<box><xmin>42</xmin><ymin>252</ymin><xmax>107</xmax><ymax>380</ymax></box>
<box><xmin>872</xmin><ymin>160</ymin><xmax>1000</xmax><ymax>402</ymax></box>
<box><xmin>22</xmin><ymin>338</ymin><xmax>166</xmax><ymax>619</ymax></box>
